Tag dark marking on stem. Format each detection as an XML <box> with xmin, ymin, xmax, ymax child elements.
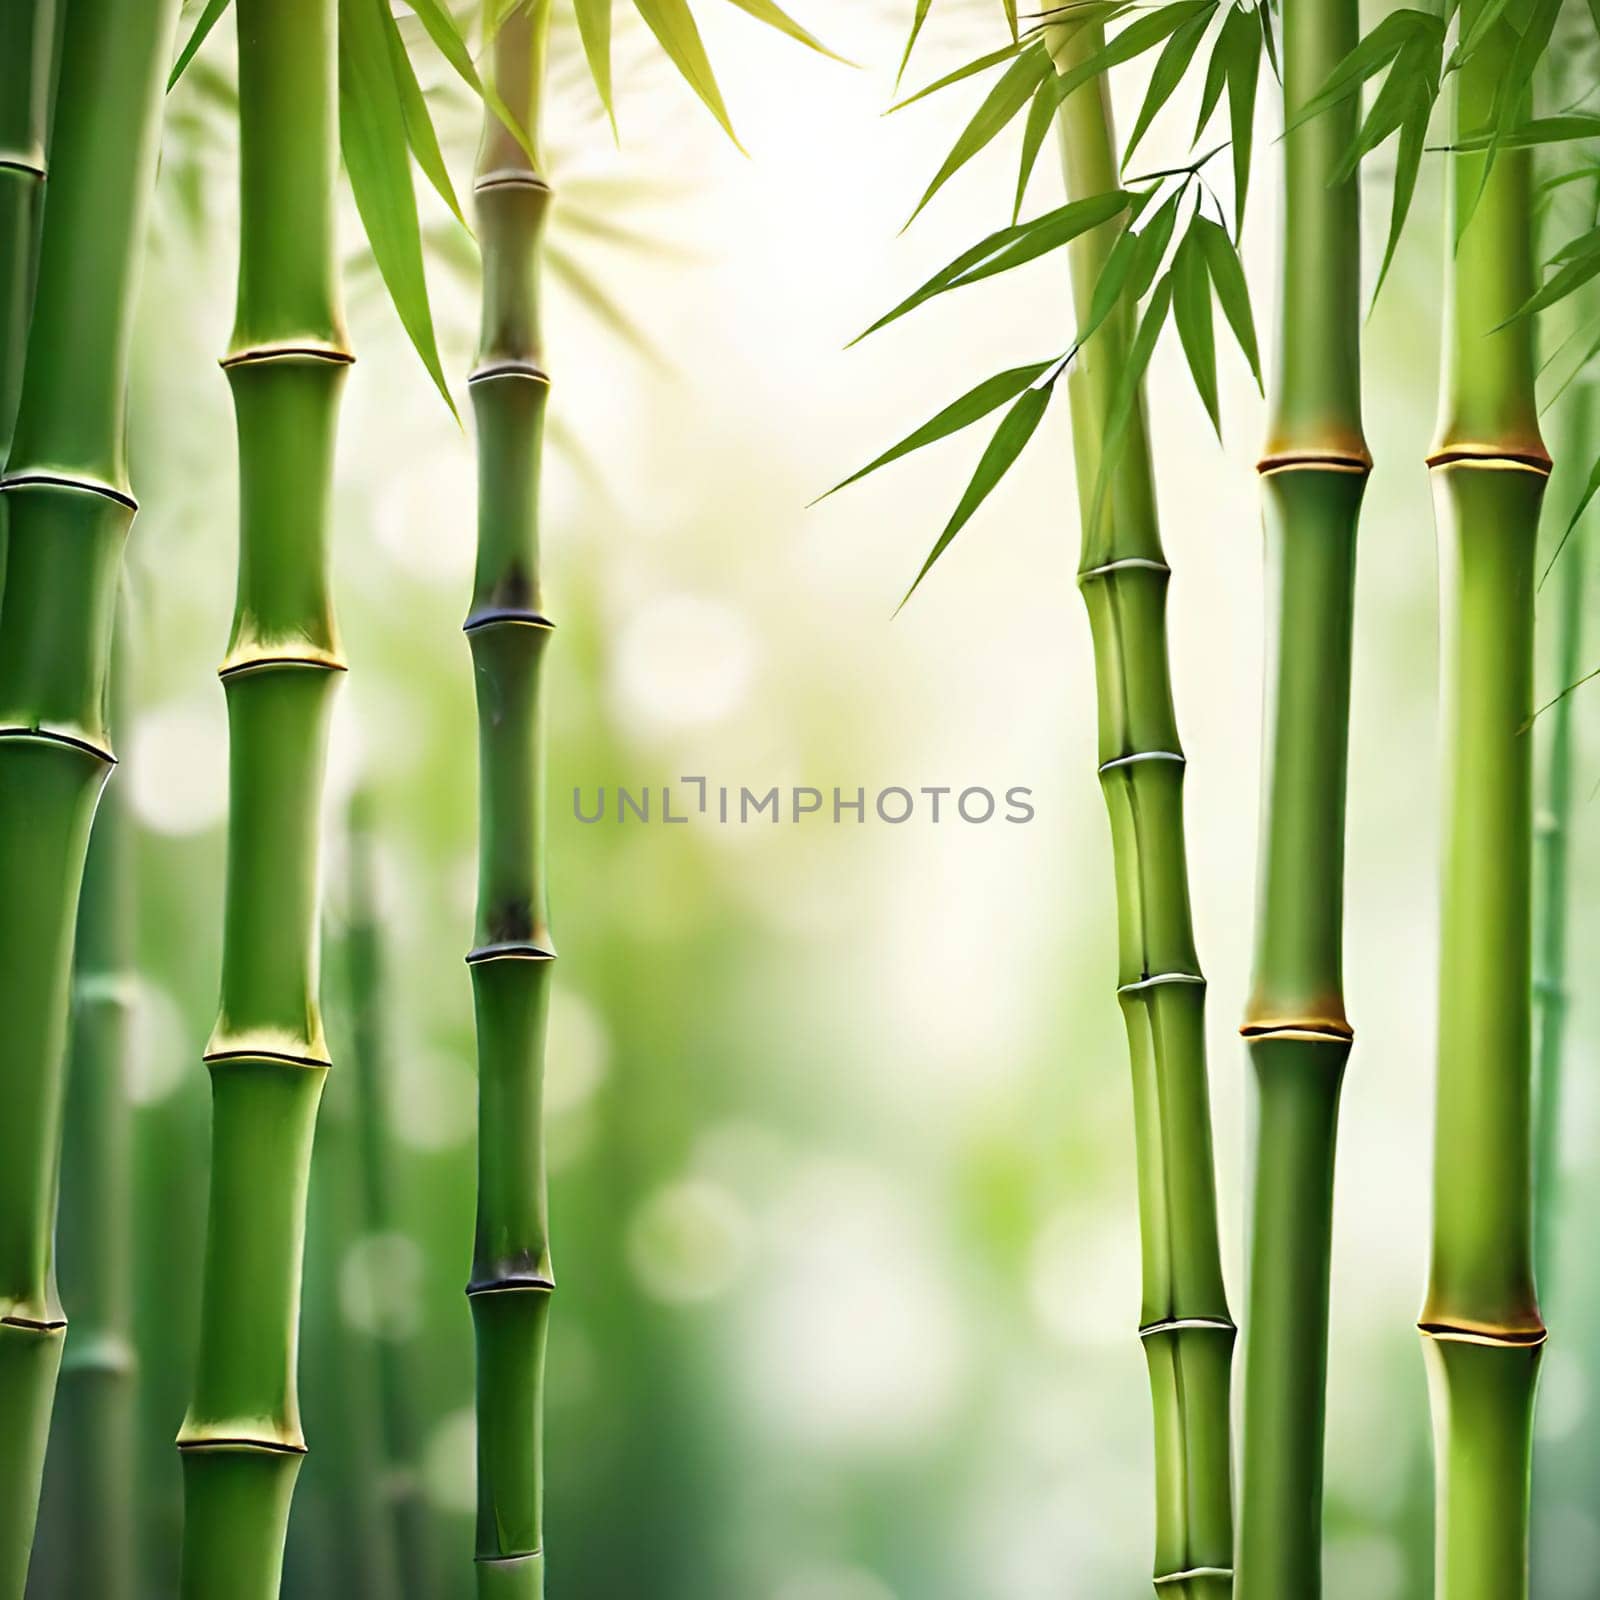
<box><xmin>220</xmin><ymin>342</ymin><xmax>354</xmax><ymax>370</ymax></box>
<box><xmin>1257</xmin><ymin>450</ymin><xmax>1372</xmax><ymax>477</ymax></box>
<box><xmin>1078</xmin><ymin>557</ymin><xmax>1170</xmax><ymax>583</ymax></box>
<box><xmin>466</xmin><ymin>1275</ymin><xmax>555</xmax><ymax>1296</ymax></box>
<box><xmin>203</xmin><ymin>1046</ymin><xmax>332</xmax><ymax>1070</ymax></box>
<box><xmin>1098</xmin><ymin>750</ymin><xmax>1185</xmax><ymax>775</ymax></box>
<box><xmin>1119</xmin><ymin>972</ymin><xmax>1205</xmax><ymax>995</ymax></box>
<box><xmin>484</xmin><ymin>899</ymin><xmax>539</xmax><ymax>945</ymax></box>
<box><xmin>176</xmin><ymin>1436</ymin><xmax>308</xmax><ymax>1455</ymax></box>
<box><xmin>1139</xmin><ymin>1316</ymin><xmax>1237</xmax><ymax>1339</ymax></box>
<box><xmin>1418</xmin><ymin>1320</ymin><xmax>1548</xmax><ymax>1348</ymax></box>
<box><xmin>463</xmin><ymin>607</ymin><xmax>555</xmax><ymax>633</ymax></box>
<box><xmin>1425</xmin><ymin>445</ymin><xmax>1553</xmax><ymax>475</ymax></box>
<box><xmin>1240</xmin><ymin>1019</ymin><xmax>1354</xmax><ymax>1042</ymax></box>
<box><xmin>0</xmin><ymin>724</ymin><xmax>116</xmax><ymax>764</ymax></box>
<box><xmin>466</xmin><ymin>941</ymin><xmax>556</xmax><ymax>965</ymax></box>
<box><xmin>0</xmin><ymin>471</ymin><xmax>138</xmax><ymax>511</ymax></box>
<box><xmin>468</xmin><ymin>361</ymin><xmax>551</xmax><ymax>386</ymax></box>
<box><xmin>0</xmin><ymin>1314</ymin><xmax>67</xmax><ymax>1333</ymax></box>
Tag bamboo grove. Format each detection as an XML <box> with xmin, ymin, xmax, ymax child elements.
<box><xmin>4</xmin><ymin>1</ymin><xmax>1600</xmax><ymax>1596</ymax></box>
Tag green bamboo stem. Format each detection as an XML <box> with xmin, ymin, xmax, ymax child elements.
<box><xmin>0</xmin><ymin>0</ymin><xmax>56</xmax><ymax>466</ymax></box>
<box><xmin>0</xmin><ymin>0</ymin><xmax>177</xmax><ymax>1589</ymax></box>
<box><xmin>467</xmin><ymin>5</ymin><xmax>557</xmax><ymax>1594</ymax></box>
<box><xmin>1420</xmin><ymin>7</ymin><xmax>1549</xmax><ymax>1598</ymax></box>
<box><xmin>1235</xmin><ymin>3</ymin><xmax>1367</xmax><ymax>1594</ymax></box>
<box><xmin>175</xmin><ymin>0</ymin><xmax>349</xmax><ymax>1590</ymax></box>
<box><xmin>29</xmin><ymin>621</ymin><xmax>137</xmax><ymax>1600</ymax></box>
<box><xmin>347</xmin><ymin>794</ymin><xmax>433</xmax><ymax>1600</ymax></box>
<box><xmin>1046</xmin><ymin>27</ymin><xmax>1234</xmax><ymax>1598</ymax></box>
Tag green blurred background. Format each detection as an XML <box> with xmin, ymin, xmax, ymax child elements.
<box><xmin>26</xmin><ymin>3</ymin><xmax>1600</xmax><ymax>1596</ymax></box>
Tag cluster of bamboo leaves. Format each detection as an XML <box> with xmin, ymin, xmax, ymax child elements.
<box><xmin>839</xmin><ymin>0</ymin><xmax>1600</xmax><ymax>603</ymax></box>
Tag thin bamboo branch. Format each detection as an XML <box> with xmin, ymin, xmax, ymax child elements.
<box><xmin>467</xmin><ymin>4</ymin><xmax>557</xmax><ymax>1595</ymax></box>
<box><xmin>1236</xmin><ymin>3</ymin><xmax>1367</xmax><ymax>1593</ymax></box>
<box><xmin>176</xmin><ymin>0</ymin><xmax>349</xmax><ymax>1590</ymax></box>
<box><xmin>1421</xmin><ymin>7</ymin><xmax>1550</xmax><ymax>1598</ymax></box>
<box><xmin>0</xmin><ymin>0</ymin><xmax>177</xmax><ymax>1587</ymax></box>
<box><xmin>1046</xmin><ymin>24</ymin><xmax>1235</xmax><ymax>1598</ymax></box>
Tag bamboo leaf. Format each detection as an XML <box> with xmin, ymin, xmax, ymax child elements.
<box><xmin>1127</xmin><ymin>184</ymin><xmax>1183</xmax><ymax>302</ymax></box>
<box><xmin>1446</xmin><ymin>0</ymin><xmax>1513</xmax><ymax>69</ymax></box>
<box><xmin>1505</xmin><ymin>244</ymin><xmax>1600</xmax><ymax>323</ymax></box>
<box><xmin>1122</xmin><ymin>8</ymin><xmax>1212</xmax><ymax>167</ymax></box>
<box><xmin>722</xmin><ymin>0</ymin><xmax>850</xmax><ymax>64</ymax></box>
<box><xmin>906</xmin><ymin>42</ymin><xmax>1053</xmax><ymax>225</ymax></box>
<box><xmin>1052</xmin><ymin>0</ymin><xmax>1214</xmax><ymax>107</ymax></box>
<box><xmin>900</xmin><ymin>382</ymin><xmax>1054</xmax><ymax>607</ymax></box>
<box><xmin>817</xmin><ymin>360</ymin><xmax>1054</xmax><ymax>500</ymax></box>
<box><xmin>1014</xmin><ymin>71</ymin><xmax>1061</xmax><ymax>222</ymax></box>
<box><xmin>573</xmin><ymin>0</ymin><xmax>616</xmax><ymax>127</ymax></box>
<box><xmin>406</xmin><ymin>0</ymin><xmax>538</xmax><ymax>165</ymax></box>
<box><xmin>1172</xmin><ymin>226</ymin><xmax>1218</xmax><ymax>434</ymax></box>
<box><xmin>1540</xmin><ymin>453</ymin><xmax>1600</xmax><ymax>586</ymax></box>
<box><xmin>1336</xmin><ymin>36</ymin><xmax>1433</xmax><ymax>181</ymax></box>
<box><xmin>1371</xmin><ymin>104</ymin><xmax>1426</xmax><ymax>308</ymax></box>
<box><xmin>1450</xmin><ymin>116</ymin><xmax>1600</xmax><ymax>152</ymax></box>
<box><xmin>896</xmin><ymin>0</ymin><xmax>934</xmax><ymax>92</ymax></box>
<box><xmin>382</xmin><ymin>1</ymin><xmax>467</xmax><ymax>228</ymax></box>
<box><xmin>1091</xmin><ymin>271</ymin><xmax>1172</xmax><ymax>523</ymax></box>
<box><xmin>1289</xmin><ymin>8</ymin><xmax>1439</xmax><ymax>134</ymax></box>
<box><xmin>892</xmin><ymin>38</ymin><xmax>1026</xmax><ymax>112</ymax></box>
<box><xmin>340</xmin><ymin>0</ymin><xmax>456</xmax><ymax>416</ymax></box>
<box><xmin>1194</xmin><ymin>214</ymin><xmax>1259</xmax><ymax>389</ymax></box>
<box><xmin>633</xmin><ymin>0</ymin><xmax>742</xmax><ymax>148</ymax></box>
<box><xmin>1002</xmin><ymin>0</ymin><xmax>1018</xmax><ymax>40</ymax></box>
<box><xmin>1224</xmin><ymin>3</ymin><xmax>1259</xmax><ymax>233</ymax></box>
<box><xmin>862</xmin><ymin>190</ymin><xmax>1132</xmax><ymax>341</ymax></box>
<box><xmin>168</xmin><ymin>0</ymin><xmax>232</xmax><ymax>90</ymax></box>
<box><xmin>1191</xmin><ymin>18</ymin><xmax>1230</xmax><ymax>143</ymax></box>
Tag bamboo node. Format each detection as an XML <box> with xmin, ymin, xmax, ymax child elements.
<box><xmin>1417</xmin><ymin>1319</ymin><xmax>1547</xmax><ymax>1349</ymax></box>
<box><xmin>466</xmin><ymin>940</ymin><xmax>557</xmax><ymax>965</ymax></box>
<box><xmin>203</xmin><ymin>1045</ymin><xmax>332</xmax><ymax>1071</ymax></box>
<box><xmin>175</xmin><ymin>1435</ymin><xmax>309</xmax><ymax>1456</ymax></box>
<box><xmin>219</xmin><ymin>341</ymin><xmax>355</xmax><ymax>370</ymax></box>
<box><xmin>217</xmin><ymin>648</ymin><xmax>348</xmax><ymax>680</ymax></box>
<box><xmin>0</xmin><ymin>153</ymin><xmax>46</xmax><ymax>180</ymax></box>
<box><xmin>1154</xmin><ymin>1570</ymin><xmax>1234</xmax><ymax>1588</ymax></box>
<box><xmin>1425</xmin><ymin>444</ymin><xmax>1553</xmax><ymax>476</ymax></box>
<box><xmin>0</xmin><ymin>723</ymin><xmax>116</xmax><ymax>766</ymax></box>
<box><xmin>0</xmin><ymin>1313</ymin><xmax>67</xmax><ymax>1334</ymax></box>
<box><xmin>463</xmin><ymin>607</ymin><xmax>556</xmax><ymax>634</ymax></box>
<box><xmin>0</xmin><ymin>470</ymin><xmax>138</xmax><ymax>512</ymax></box>
<box><xmin>1139</xmin><ymin>1315</ymin><xmax>1236</xmax><ymax>1340</ymax></box>
<box><xmin>475</xmin><ymin>170</ymin><xmax>552</xmax><ymax>194</ymax></box>
<box><xmin>1256</xmin><ymin>449</ymin><xmax>1371</xmax><ymax>477</ymax></box>
<box><xmin>1240</xmin><ymin>1018</ymin><xmax>1353</xmax><ymax>1043</ymax></box>
<box><xmin>1098</xmin><ymin>750</ymin><xmax>1185</xmax><ymax>775</ymax></box>
<box><xmin>468</xmin><ymin>360</ymin><xmax>551</xmax><ymax>387</ymax></box>
<box><xmin>1077</xmin><ymin>557</ymin><xmax>1171</xmax><ymax>584</ymax></box>
<box><xmin>466</xmin><ymin>1274</ymin><xmax>556</xmax><ymax>1297</ymax></box>
<box><xmin>1118</xmin><ymin>972</ymin><xmax>1205</xmax><ymax>996</ymax></box>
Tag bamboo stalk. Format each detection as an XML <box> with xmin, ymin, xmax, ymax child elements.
<box><xmin>467</xmin><ymin>5</ymin><xmax>557</xmax><ymax>1594</ymax></box>
<box><xmin>1046</xmin><ymin>26</ymin><xmax>1234</xmax><ymax>1598</ymax></box>
<box><xmin>29</xmin><ymin>618</ymin><xmax>137</xmax><ymax>1600</ymax></box>
<box><xmin>0</xmin><ymin>0</ymin><xmax>177</xmax><ymax>1588</ymax></box>
<box><xmin>347</xmin><ymin>794</ymin><xmax>434</xmax><ymax>1600</ymax></box>
<box><xmin>1420</xmin><ymin>6</ymin><xmax>1549</xmax><ymax>1597</ymax></box>
<box><xmin>0</xmin><ymin>0</ymin><xmax>56</xmax><ymax>465</ymax></box>
<box><xmin>175</xmin><ymin>0</ymin><xmax>350</xmax><ymax>1590</ymax></box>
<box><xmin>1235</xmin><ymin>3</ymin><xmax>1367</xmax><ymax>1593</ymax></box>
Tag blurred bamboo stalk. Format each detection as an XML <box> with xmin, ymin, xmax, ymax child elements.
<box><xmin>176</xmin><ymin>0</ymin><xmax>348</xmax><ymax>1589</ymax></box>
<box><xmin>347</xmin><ymin>793</ymin><xmax>434</xmax><ymax>1600</ymax></box>
<box><xmin>1420</xmin><ymin>5</ymin><xmax>1550</xmax><ymax>1597</ymax></box>
<box><xmin>1046</xmin><ymin>23</ymin><xmax>1235</xmax><ymax>1598</ymax></box>
<box><xmin>466</xmin><ymin>3</ymin><xmax>559</xmax><ymax>1593</ymax></box>
<box><xmin>1236</xmin><ymin>3</ymin><xmax>1366</xmax><ymax>1593</ymax></box>
<box><xmin>29</xmin><ymin>616</ymin><xmax>136</xmax><ymax>1600</ymax></box>
<box><xmin>0</xmin><ymin>0</ymin><xmax>178</xmax><ymax>1587</ymax></box>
